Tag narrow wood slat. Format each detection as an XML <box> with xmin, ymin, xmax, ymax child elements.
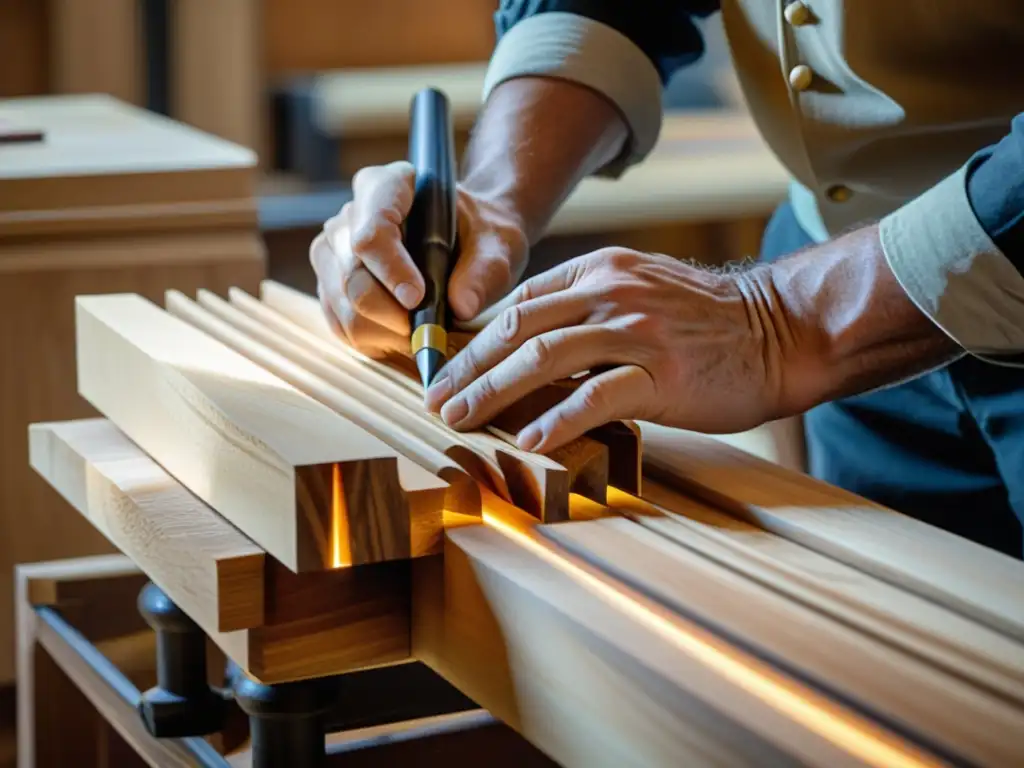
<box><xmin>29</xmin><ymin>419</ymin><xmax>265</xmax><ymax>633</ymax></box>
<box><xmin>75</xmin><ymin>293</ymin><xmax>447</xmax><ymax>572</ymax></box>
<box><xmin>640</xmin><ymin>423</ymin><xmax>1024</xmax><ymax>642</ymax></box>
<box><xmin>613</xmin><ymin>482</ymin><xmax>1024</xmax><ymax>709</ymax></box>
<box><xmin>543</xmin><ymin>516</ymin><xmax>1024</xmax><ymax>767</ymax></box>
<box><xmin>414</xmin><ymin>495</ymin><xmax>942</xmax><ymax>767</ymax></box>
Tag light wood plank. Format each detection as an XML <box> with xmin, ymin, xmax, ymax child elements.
<box><xmin>613</xmin><ymin>482</ymin><xmax>1024</xmax><ymax>710</ymax></box>
<box><xmin>27</xmin><ymin>445</ymin><xmax>413</xmax><ymax>684</ymax></box>
<box><xmin>544</xmin><ymin>516</ymin><xmax>1024</xmax><ymax>766</ymax></box>
<box><xmin>29</xmin><ymin>419</ymin><xmax>265</xmax><ymax>632</ymax></box>
<box><xmin>226</xmin><ymin>285</ymin><xmax>593</xmax><ymax>517</ymax></box>
<box><xmin>75</xmin><ymin>292</ymin><xmax>447</xmax><ymax>572</ymax></box>
<box><xmin>257</xmin><ymin>279</ymin><xmax>630</xmax><ymax>518</ymax></box>
<box><xmin>640</xmin><ymin>423</ymin><xmax>1024</xmax><ymax>642</ymax></box>
<box><xmin>412</xmin><ymin>495</ymin><xmax>942</xmax><ymax>767</ymax></box>
<box><xmin>169</xmin><ymin>288</ymin><xmax>485</xmax><ymax>520</ymax></box>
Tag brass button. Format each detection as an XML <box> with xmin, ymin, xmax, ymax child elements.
<box><xmin>784</xmin><ymin>1</ymin><xmax>811</xmax><ymax>26</ymax></box>
<box><xmin>788</xmin><ymin>64</ymin><xmax>813</xmax><ymax>91</ymax></box>
<box><xmin>826</xmin><ymin>184</ymin><xmax>853</xmax><ymax>203</ymax></box>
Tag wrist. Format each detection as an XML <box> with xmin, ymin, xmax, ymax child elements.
<box><xmin>758</xmin><ymin>224</ymin><xmax>960</xmax><ymax>413</ymax></box>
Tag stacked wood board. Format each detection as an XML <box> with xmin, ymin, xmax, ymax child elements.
<box><xmin>0</xmin><ymin>93</ymin><xmax>265</xmax><ymax>684</ymax></box>
<box><xmin>28</xmin><ymin>280</ymin><xmax>1024</xmax><ymax>766</ymax></box>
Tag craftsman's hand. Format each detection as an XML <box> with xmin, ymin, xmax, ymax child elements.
<box><xmin>310</xmin><ymin>161</ymin><xmax>530</xmax><ymax>357</ymax></box>
<box><xmin>424</xmin><ymin>248</ymin><xmax>802</xmax><ymax>452</ymax></box>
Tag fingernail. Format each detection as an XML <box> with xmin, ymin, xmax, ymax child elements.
<box><xmin>424</xmin><ymin>374</ymin><xmax>452</xmax><ymax>411</ymax></box>
<box><xmin>517</xmin><ymin>425</ymin><xmax>542</xmax><ymax>452</ymax></box>
<box><xmin>395</xmin><ymin>282</ymin><xmax>419</xmax><ymax>309</ymax></box>
<box><xmin>441</xmin><ymin>397</ymin><xmax>469</xmax><ymax>427</ymax></box>
<box><xmin>458</xmin><ymin>290</ymin><xmax>480</xmax><ymax>320</ymax></box>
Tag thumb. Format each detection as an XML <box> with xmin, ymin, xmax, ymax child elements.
<box><xmin>448</xmin><ymin>217</ymin><xmax>529</xmax><ymax>322</ymax></box>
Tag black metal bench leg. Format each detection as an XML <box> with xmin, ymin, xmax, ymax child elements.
<box><xmin>233</xmin><ymin>674</ymin><xmax>337</xmax><ymax>768</ymax></box>
<box><xmin>136</xmin><ymin>581</ymin><xmax>227</xmax><ymax>737</ymax></box>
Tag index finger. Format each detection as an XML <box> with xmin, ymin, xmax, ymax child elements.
<box><xmin>346</xmin><ymin>161</ymin><xmax>424</xmax><ymax>309</ymax></box>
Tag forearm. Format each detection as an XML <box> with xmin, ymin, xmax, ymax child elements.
<box><xmin>460</xmin><ymin>76</ymin><xmax>628</xmax><ymax>245</ymax></box>
<box><xmin>749</xmin><ymin>225</ymin><xmax>961</xmax><ymax>415</ymax></box>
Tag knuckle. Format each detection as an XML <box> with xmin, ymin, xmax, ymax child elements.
<box><xmin>470</xmin><ymin>374</ymin><xmax>498</xmax><ymax>406</ymax></box>
<box><xmin>496</xmin><ymin>305</ymin><xmax>523</xmax><ymax>344</ymax></box>
<box><xmin>348</xmin><ymin>218</ymin><xmax>387</xmax><ymax>258</ymax></box>
<box><xmin>577</xmin><ymin>380</ymin><xmax>611</xmax><ymax>414</ymax></box>
<box><xmin>522</xmin><ymin>337</ymin><xmax>551</xmax><ymax>370</ymax></box>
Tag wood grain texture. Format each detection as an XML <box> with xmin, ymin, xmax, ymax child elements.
<box><xmin>169</xmin><ymin>288</ymin><xmax>483</xmax><ymax>522</ymax></box>
<box><xmin>48</xmin><ymin>0</ymin><xmax>141</xmax><ymax>104</ymax></box>
<box><xmin>544</xmin><ymin>517</ymin><xmax>1024</xmax><ymax>766</ymax></box>
<box><xmin>171</xmin><ymin>0</ymin><xmax>264</xmax><ymax>158</ymax></box>
<box><xmin>412</xmin><ymin>515</ymin><xmax>940</xmax><ymax>767</ymax></box>
<box><xmin>264</xmin><ymin>0</ymin><xmax>494</xmax><ymax>73</ymax></box>
<box><xmin>0</xmin><ymin>243</ymin><xmax>262</xmax><ymax>685</ymax></box>
<box><xmin>257</xmin><ymin>279</ymin><xmax>626</xmax><ymax>521</ymax></box>
<box><xmin>618</xmin><ymin>482</ymin><xmax>1024</xmax><ymax>710</ymax></box>
<box><xmin>29</xmin><ymin>419</ymin><xmax>266</xmax><ymax>633</ymax></box>
<box><xmin>640</xmin><ymin>423</ymin><xmax>1024</xmax><ymax>642</ymax></box>
<box><xmin>75</xmin><ymin>293</ymin><xmax>446</xmax><ymax>572</ymax></box>
<box><xmin>28</xmin><ymin>436</ymin><xmax>412</xmax><ymax>684</ymax></box>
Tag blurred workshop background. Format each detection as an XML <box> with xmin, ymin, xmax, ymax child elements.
<box><xmin>0</xmin><ymin>4</ymin><xmax>791</xmax><ymax>764</ymax></box>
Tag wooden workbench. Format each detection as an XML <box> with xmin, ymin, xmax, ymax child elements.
<box><xmin>0</xmin><ymin>94</ymin><xmax>265</xmax><ymax>684</ymax></box>
<box><xmin>18</xmin><ymin>279</ymin><xmax>1024</xmax><ymax>766</ymax></box>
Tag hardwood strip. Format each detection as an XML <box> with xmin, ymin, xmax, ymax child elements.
<box><xmin>166</xmin><ymin>289</ymin><xmax>472</xmax><ymax>531</ymax></box>
<box><xmin>256</xmin><ymin>279</ymin><xmax>623</xmax><ymax>519</ymax></box>
<box><xmin>614</xmin><ymin>482</ymin><xmax>1024</xmax><ymax>710</ymax></box>
<box><xmin>248</xmin><ymin>282</ymin><xmax>580</xmax><ymax>521</ymax></box>
<box><xmin>28</xmin><ymin>438</ymin><xmax>413</xmax><ymax>683</ymax></box>
<box><xmin>185</xmin><ymin>288</ymin><xmax>490</xmax><ymax>509</ymax></box>
<box><xmin>29</xmin><ymin>419</ymin><xmax>265</xmax><ymax>633</ymax></box>
<box><xmin>413</xmin><ymin>502</ymin><xmax>942</xmax><ymax>767</ymax></box>
<box><xmin>640</xmin><ymin>424</ymin><xmax>1024</xmax><ymax>642</ymax></box>
<box><xmin>75</xmin><ymin>293</ymin><xmax>446</xmax><ymax>572</ymax></box>
<box><xmin>544</xmin><ymin>516</ymin><xmax>1024</xmax><ymax>766</ymax></box>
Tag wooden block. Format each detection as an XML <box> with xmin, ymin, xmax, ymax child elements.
<box><xmin>75</xmin><ymin>293</ymin><xmax>447</xmax><ymax>572</ymax></box>
<box><xmin>544</xmin><ymin>517</ymin><xmax>1024</xmax><ymax>766</ymax></box>
<box><xmin>640</xmin><ymin>423</ymin><xmax>1024</xmax><ymax>642</ymax></box>
<box><xmin>257</xmin><ymin>279</ymin><xmax>628</xmax><ymax>520</ymax></box>
<box><xmin>167</xmin><ymin>288</ymin><xmax>483</xmax><ymax>522</ymax></box>
<box><xmin>29</xmin><ymin>419</ymin><xmax>266</xmax><ymax>633</ymax></box>
<box><xmin>255</xmin><ymin>280</ymin><xmax>583</xmax><ymax>521</ymax></box>
<box><xmin>26</xmin><ymin>443</ymin><xmax>413</xmax><ymax>683</ymax></box>
<box><xmin>412</xmin><ymin>519</ymin><xmax>939</xmax><ymax>767</ymax></box>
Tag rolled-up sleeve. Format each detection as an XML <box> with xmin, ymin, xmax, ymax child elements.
<box><xmin>878</xmin><ymin>111</ymin><xmax>1024</xmax><ymax>365</ymax></box>
<box><xmin>484</xmin><ymin>1</ymin><xmax>720</xmax><ymax>176</ymax></box>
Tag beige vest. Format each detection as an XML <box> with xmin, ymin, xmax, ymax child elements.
<box><xmin>722</xmin><ymin>0</ymin><xmax>1024</xmax><ymax>242</ymax></box>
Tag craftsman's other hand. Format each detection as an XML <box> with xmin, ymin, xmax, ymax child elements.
<box><xmin>425</xmin><ymin>249</ymin><xmax>793</xmax><ymax>452</ymax></box>
<box><xmin>309</xmin><ymin>160</ymin><xmax>529</xmax><ymax>358</ymax></box>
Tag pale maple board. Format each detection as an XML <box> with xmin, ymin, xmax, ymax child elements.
<box><xmin>75</xmin><ymin>292</ymin><xmax>448</xmax><ymax>572</ymax></box>
<box><xmin>412</xmin><ymin>500</ymin><xmax>942</xmax><ymax>767</ymax></box>
<box><xmin>256</xmin><ymin>279</ymin><xmax>639</xmax><ymax>519</ymax></box>
<box><xmin>27</xmin><ymin>428</ymin><xmax>413</xmax><ymax>684</ymax></box>
<box><xmin>640</xmin><ymin>423</ymin><xmax>1024</xmax><ymax>643</ymax></box>
<box><xmin>617</xmin><ymin>482</ymin><xmax>1024</xmax><ymax>710</ymax></box>
<box><xmin>543</xmin><ymin>516</ymin><xmax>1024</xmax><ymax>766</ymax></box>
<box><xmin>28</xmin><ymin>418</ymin><xmax>265</xmax><ymax>633</ymax></box>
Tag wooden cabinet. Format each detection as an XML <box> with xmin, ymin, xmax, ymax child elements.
<box><xmin>0</xmin><ymin>94</ymin><xmax>266</xmax><ymax>682</ymax></box>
